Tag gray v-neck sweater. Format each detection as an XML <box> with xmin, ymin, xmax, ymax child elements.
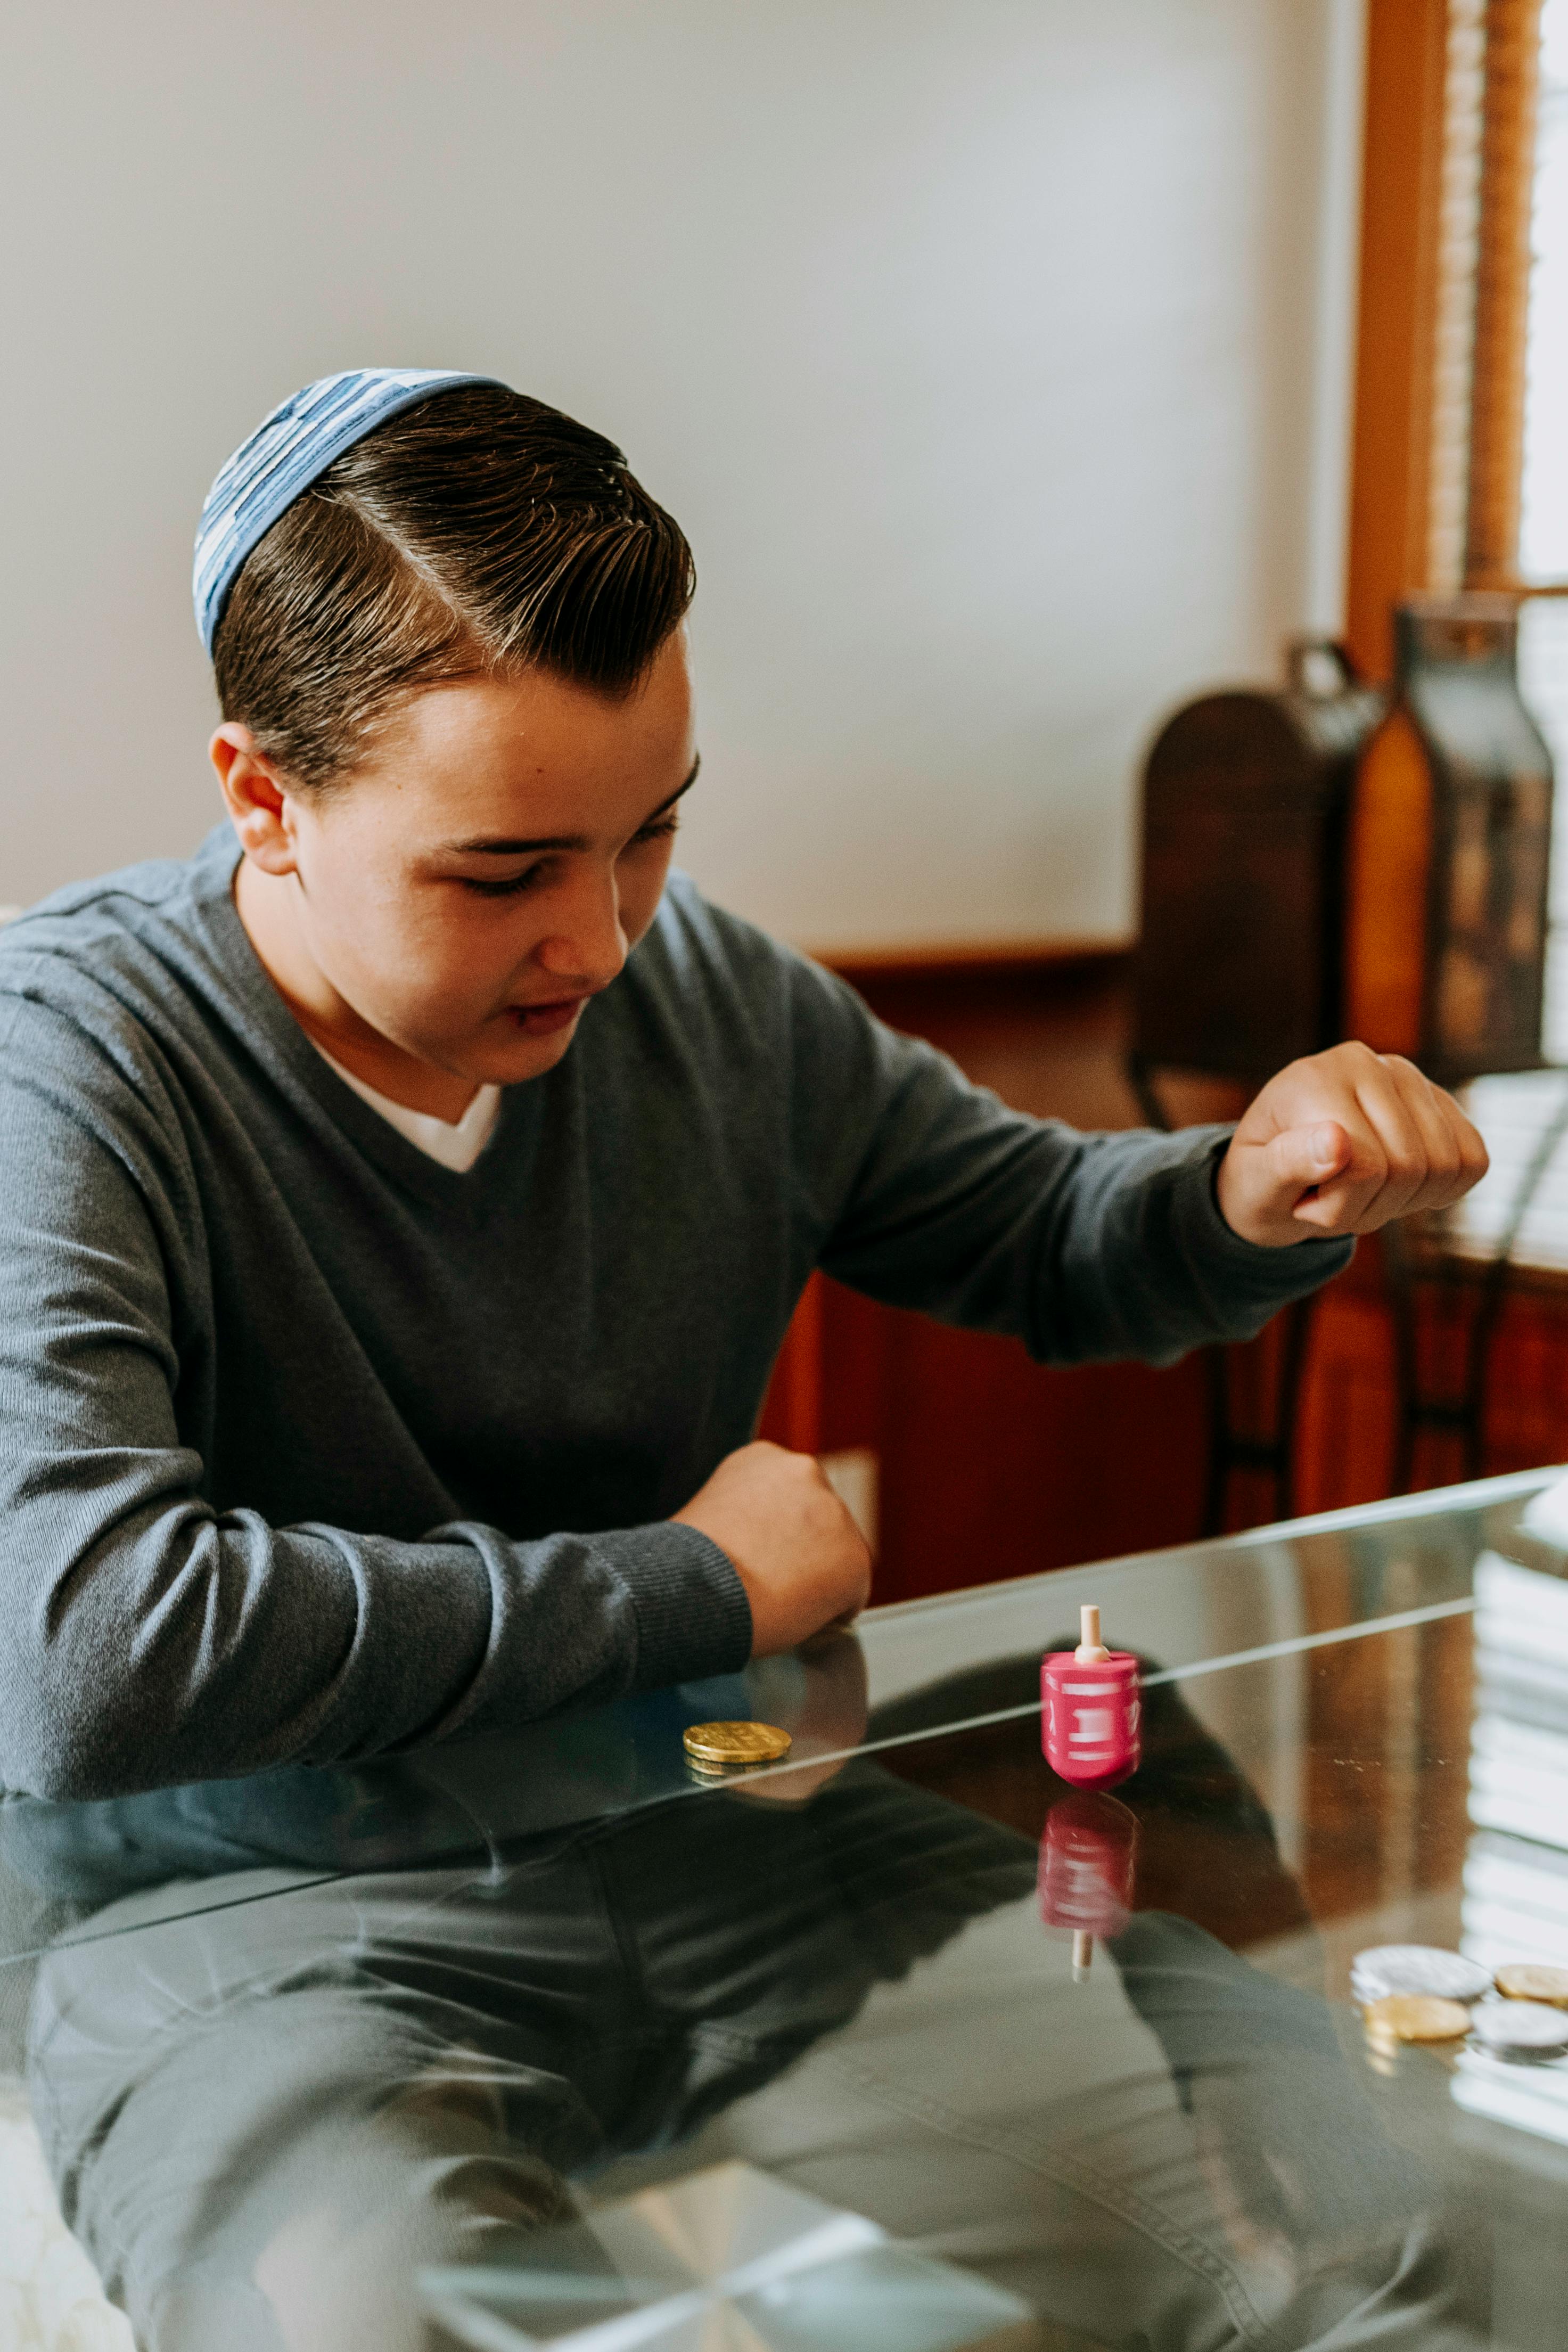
<box><xmin>0</xmin><ymin>829</ymin><xmax>1348</xmax><ymax>1799</ymax></box>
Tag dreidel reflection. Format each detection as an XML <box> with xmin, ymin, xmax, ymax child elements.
<box><xmin>1038</xmin><ymin>1790</ymin><xmax>1138</xmax><ymax>1980</ymax></box>
<box><xmin>1041</xmin><ymin>1605</ymin><xmax>1142</xmax><ymax>1790</ymax></box>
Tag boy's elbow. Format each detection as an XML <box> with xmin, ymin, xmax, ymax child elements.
<box><xmin>5</xmin><ymin>1745</ymin><xmax>102</xmax><ymax>1807</ymax></box>
<box><xmin>2</xmin><ymin>1707</ymin><xmax>124</xmax><ymax>1805</ymax></box>
<box><xmin>0</xmin><ymin>1644</ymin><xmax>161</xmax><ymax>1802</ymax></box>
<box><xmin>3</xmin><ymin>1514</ymin><xmax>234</xmax><ymax>1800</ymax></box>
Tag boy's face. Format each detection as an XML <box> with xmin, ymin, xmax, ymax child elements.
<box><xmin>217</xmin><ymin>628</ymin><xmax>697</xmax><ymax>1092</ymax></box>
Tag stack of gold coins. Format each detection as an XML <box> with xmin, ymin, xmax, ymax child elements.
<box><xmin>682</xmin><ymin>1720</ymin><xmax>793</xmax><ymax>1777</ymax></box>
<box><xmin>1496</xmin><ymin>1963</ymin><xmax>1568</xmax><ymax>2009</ymax></box>
<box><xmin>1362</xmin><ymin>1994</ymin><xmax>1472</xmax><ymax>2054</ymax></box>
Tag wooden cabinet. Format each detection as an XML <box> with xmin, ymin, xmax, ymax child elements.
<box><xmin>1134</xmin><ymin>642</ymin><xmax>1384</xmax><ymax>1080</ymax></box>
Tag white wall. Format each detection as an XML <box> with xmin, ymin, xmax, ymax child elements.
<box><xmin>0</xmin><ymin>0</ymin><xmax>1361</xmax><ymax>948</ymax></box>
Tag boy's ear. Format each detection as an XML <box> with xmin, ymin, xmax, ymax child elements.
<box><xmin>210</xmin><ymin>725</ymin><xmax>298</xmax><ymax>876</ymax></box>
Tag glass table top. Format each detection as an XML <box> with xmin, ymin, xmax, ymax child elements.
<box><xmin>4</xmin><ymin>1462</ymin><xmax>1568</xmax><ymax>2350</ymax></box>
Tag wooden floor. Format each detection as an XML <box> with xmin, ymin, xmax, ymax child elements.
<box><xmin>760</xmin><ymin>949</ymin><xmax>1568</xmax><ymax>1604</ymax></box>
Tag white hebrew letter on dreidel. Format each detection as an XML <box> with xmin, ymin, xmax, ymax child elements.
<box><xmin>1071</xmin><ymin>1708</ymin><xmax>1115</xmax><ymax>1743</ymax></box>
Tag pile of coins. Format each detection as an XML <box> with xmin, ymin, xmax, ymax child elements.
<box><xmin>682</xmin><ymin>1720</ymin><xmax>793</xmax><ymax>1779</ymax></box>
<box><xmin>1353</xmin><ymin>1944</ymin><xmax>1568</xmax><ymax>2064</ymax></box>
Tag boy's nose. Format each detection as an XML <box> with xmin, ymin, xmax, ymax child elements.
<box><xmin>533</xmin><ymin>879</ymin><xmax>628</xmax><ymax>993</ymax></box>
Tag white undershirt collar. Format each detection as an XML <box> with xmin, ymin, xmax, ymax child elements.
<box><xmin>310</xmin><ymin>1039</ymin><xmax>502</xmax><ymax>1173</ymax></box>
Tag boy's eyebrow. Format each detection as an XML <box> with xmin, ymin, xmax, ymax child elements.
<box><xmin>444</xmin><ymin>756</ymin><xmax>701</xmax><ymax>857</ymax></box>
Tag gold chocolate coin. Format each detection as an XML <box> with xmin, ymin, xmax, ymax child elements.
<box><xmin>1363</xmin><ymin>1994</ymin><xmax>1471</xmax><ymax>2046</ymax></box>
<box><xmin>682</xmin><ymin>1720</ymin><xmax>793</xmax><ymax>1772</ymax></box>
<box><xmin>1496</xmin><ymin>1963</ymin><xmax>1568</xmax><ymax>2007</ymax></box>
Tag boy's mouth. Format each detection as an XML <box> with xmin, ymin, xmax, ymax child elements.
<box><xmin>510</xmin><ymin>995</ymin><xmax>589</xmax><ymax>1037</ymax></box>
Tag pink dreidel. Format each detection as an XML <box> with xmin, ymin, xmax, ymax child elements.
<box><xmin>1041</xmin><ymin>1605</ymin><xmax>1141</xmax><ymax>1791</ymax></box>
<box><xmin>1038</xmin><ymin>1790</ymin><xmax>1138</xmax><ymax>1979</ymax></box>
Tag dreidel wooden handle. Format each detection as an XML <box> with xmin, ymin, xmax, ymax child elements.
<box><xmin>1076</xmin><ymin>1605</ymin><xmax>1109</xmax><ymax>1662</ymax></box>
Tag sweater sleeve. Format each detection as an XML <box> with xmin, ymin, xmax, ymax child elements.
<box><xmin>783</xmin><ymin>955</ymin><xmax>1351</xmax><ymax>1365</ymax></box>
<box><xmin>0</xmin><ymin>1010</ymin><xmax>751</xmax><ymax>1803</ymax></box>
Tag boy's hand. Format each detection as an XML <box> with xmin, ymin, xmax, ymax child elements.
<box><xmin>674</xmin><ymin>1440</ymin><xmax>872</xmax><ymax>1655</ymax></box>
<box><xmin>1215</xmin><ymin>1043</ymin><xmax>1488</xmax><ymax>1248</ymax></box>
<box><xmin>731</xmin><ymin>1630</ymin><xmax>870</xmax><ymax>1803</ymax></box>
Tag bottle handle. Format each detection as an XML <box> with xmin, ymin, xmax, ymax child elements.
<box><xmin>1285</xmin><ymin>635</ymin><xmax>1359</xmax><ymax>696</ymax></box>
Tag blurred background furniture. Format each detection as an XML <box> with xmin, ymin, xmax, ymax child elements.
<box><xmin>1130</xmin><ymin>636</ymin><xmax>1386</xmax><ymax>1110</ymax></box>
<box><xmin>1128</xmin><ymin>593</ymin><xmax>1555</xmax><ymax>1530</ymax></box>
<box><xmin>1129</xmin><ymin>635</ymin><xmax>1387</xmax><ymax>1532</ymax></box>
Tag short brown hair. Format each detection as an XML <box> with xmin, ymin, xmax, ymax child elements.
<box><xmin>211</xmin><ymin>384</ymin><xmax>694</xmax><ymax>790</ymax></box>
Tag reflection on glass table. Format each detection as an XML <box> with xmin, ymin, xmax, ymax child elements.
<box><xmin>421</xmin><ymin>2162</ymin><xmax>1034</xmax><ymax>2351</ymax></box>
<box><xmin>3</xmin><ymin>1463</ymin><xmax>1568</xmax><ymax>2350</ymax></box>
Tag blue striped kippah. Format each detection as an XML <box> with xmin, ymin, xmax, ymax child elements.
<box><xmin>193</xmin><ymin>368</ymin><xmax>504</xmax><ymax>651</ymax></box>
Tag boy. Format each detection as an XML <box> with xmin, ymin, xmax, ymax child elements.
<box><xmin>0</xmin><ymin>370</ymin><xmax>1486</xmax><ymax>1799</ymax></box>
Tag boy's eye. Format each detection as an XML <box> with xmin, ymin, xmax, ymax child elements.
<box><xmin>452</xmin><ymin>815</ymin><xmax>676</xmax><ymax>898</ymax></box>
<box><xmin>458</xmin><ymin>865</ymin><xmax>544</xmax><ymax>899</ymax></box>
<box><xmin>630</xmin><ymin>814</ymin><xmax>680</xmax><ymax>848</ymax></box>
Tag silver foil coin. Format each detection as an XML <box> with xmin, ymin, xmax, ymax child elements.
<box><xmin>1351</xmin><ymin>1945</ymin><xmax>1492</xmax><ymax>2006</ymax></box>
<box><xmin>1469</xmin><ymin>2002</ymin><xmax>1568</xmax><ymax>2057</ymax></box>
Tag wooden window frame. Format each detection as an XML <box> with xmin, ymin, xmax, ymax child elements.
<box><xmin>1345</xmin><ymin>0</ymin><xmax>1551</xmax><ymax>682</ymax></box>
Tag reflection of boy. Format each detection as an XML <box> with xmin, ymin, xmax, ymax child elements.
<box><xmin>20</xmin><ymin>1674</ymin><xmax>1483</xmax><ymax>2351</ymax></box>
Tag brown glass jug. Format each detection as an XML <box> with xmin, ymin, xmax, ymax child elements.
<box><xmin>1345</xmin><ymin>594</ymin><xmax>1554</xmax><ymax>1083</ymax></box>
